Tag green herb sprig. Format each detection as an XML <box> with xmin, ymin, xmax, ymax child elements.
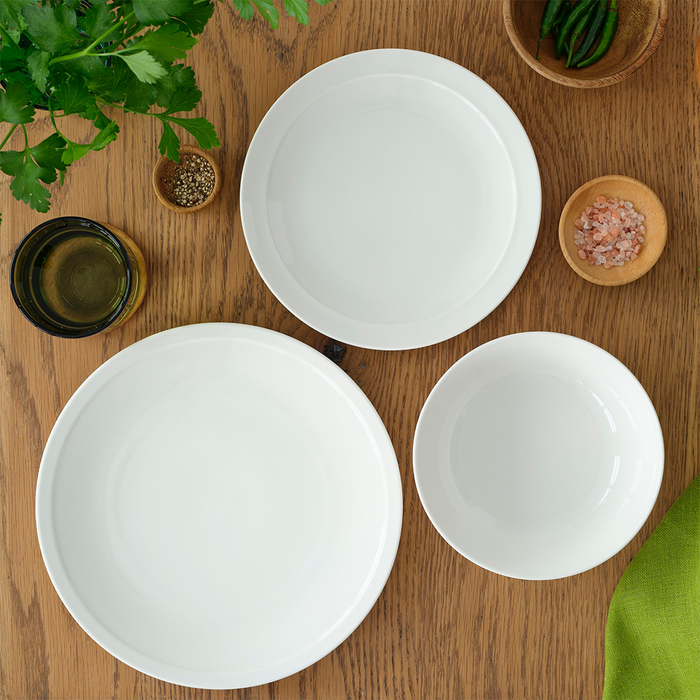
<box><xmin>0</xmin><ymin>0</ymin><xmax>331</xmax><ymax>223</ymax></box>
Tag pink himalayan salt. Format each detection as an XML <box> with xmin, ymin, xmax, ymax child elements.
<box><xmin>574</xmin><ymin>196</ymin><xmax>645</xmax><ymax>267</ymax></box>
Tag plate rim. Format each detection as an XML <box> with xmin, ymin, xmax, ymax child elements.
<box><xmin>36</xmin><ymin>322</ymin><xmax>404</xmax><ymax>688</ymax></box>
<box><xmin>240</xmin><ymin>48</ymin><xmax>542</xmax><ymax>351</ymax></box>
<box><xmin>412</xmin><ymin>331</ymin><xmax>665</xmax><ymax>580</ymax></box>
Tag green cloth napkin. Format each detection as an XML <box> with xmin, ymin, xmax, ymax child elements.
<box><xmin>603</xmin><ymin>474</ymin><xmax>700</xmax><ymax>700</ymax></box>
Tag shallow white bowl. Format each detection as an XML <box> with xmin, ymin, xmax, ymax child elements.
<box><xmin>413</xmin><ymin>332</ymin><xmax>663</xmax><ymax>580</ymax></box>
<box><xmin>240</xmin><ymin>49</ymin><xmax>541</xmax><ymax>350</ymax></box>
<box><xmin>36</xmin><ymin>323</ymin><xmax>403</xmax><ymax>688</ymax></box>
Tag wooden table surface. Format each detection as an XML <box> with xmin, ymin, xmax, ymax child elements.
<box><xmin>1</xmin><ymin>1</ymin><xmax>698</xmax><ymax>698</ymax></box>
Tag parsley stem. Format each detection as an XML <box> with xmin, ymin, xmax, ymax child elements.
<box><xmin>21</xmin><ymin>124</ymin><xmax>29</xmax><ymax>153</ymax></box>
<box><xmin>91</xmin><ymin>49</ymin><xmax>133</xmax><ymax>56</ymax></box>
<box><xmin>85</xmin><ymin>10</ymin><xmax>136</xmax><ymax>52</ymax></box>
<box><xmin>48</xmin><ymin>101</ymin><xmax>65</xmax><ymax>140</ymax></box>
<box><xmin>97</xmin><ymin>99</ymin><xmax>130</xmax><ymax>113</ymax></box>
<box><xmin>0</xmin><ymin>124</ymin><xmax>18</xmax><ymax>151</ymax></box>
<box><xmin>49</xmin><ymin>11</ymin><xmax>137</xmax><ymax>66</ymax></box>
<box><xmin>20</xmin><ymin>123</ymin><xmax>44</xmax><ymax>171</ymax></box>
<box><xmin>97</xmin><ymin>100</ymin><xmax>169</xmax><ymax>120</ymax></box>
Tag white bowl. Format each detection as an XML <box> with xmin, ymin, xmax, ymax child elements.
<box><xmin>413</xmin><ymin>332</ymin><xmax>663</xmax><ymax>580</ymax></box>
<box><xmin>36</xmin><ymin>323</ymin><xmax>403</xmax><ymax>688</ymax></box>
<box><xmin>240</xmin><ymin>49</ymin><xmax>541</xmax><ymax>350</ymax></box>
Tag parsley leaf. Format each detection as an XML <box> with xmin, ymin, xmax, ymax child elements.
<box><xmin>165</xmin><ymin>116</ymin><xmax>220</xmax><ymax>150</ymax></box>
<box><xmin>0</xmin><ymin>153</ymin><xmax>53</xmax><ymax>212</ymax></box>
<box><xmin>85</xmin><ymin>104</ymin><xmax>112</xmax><ymax>129</ymax></box>
<box><xmin>157</xmin><ymin>120</ymin><xmax>180</xmax><ymax>161</ymax></box>
<box><xmin>2</xmin><ymin>73</ymin><xmax>44</xmax><ymax>109</ymax></box>
<box><xmin>4</xmin><ymin>28</ymin><xmax>22</xmax><ymax>44</ymax></box>
<box><xmin>173</xmin><ymin>1</ymin><xmax>215</xmax><ymax>35</ymax></box>
<box><xmin>0</xmin><ymin>82</ymin><xmax>35</xmax><ymax>124</ymax></box>
<box><xmin>130</xmin><ymin>24</ymin><xmax>197</xmax><ymax>62</ymax></box>
<box><xmin>132</xmin><ymin>0</ymin><xmax>192</xmax><ymax>25</ymax></box>
<box><xmin>66</xmin><ymin>55</ymin><xmax>112</xmax><ymax>81</ymax></box>
<box><xmin>0</xmin><ymin>0</ymin><xmax>34</xmax><ymax>31</ymax></box>
<box><xmin>0</xmin><ymin>134</ymin><xmax>67</xmax><ymax>213</ymax></box>
<box><xmin>31</xmin><ymin>133</ymin><xmax>68</xmax><ymax>173</ymax></box>
<box><xmin>79</xmin><ymin>2</ymin><xmax>115</xmax><ymax>41</ymax></box>
<box><xmin>230</xmin><ymin>0</ymin><xmax>331</xmax><ymax>25</ymax></box>
<box><xmin>162</xmin><ymin>85</ymin><xmax>202</xmax><ymax>115</ymax></box>
<box><xmin>26</xmin><ymin>51</ymin><xmax>51</xmax><ymax>93</ymax></box>
<box><xmin>121</xmin><ymin>75</ymin><xmax>158</xmax><ymax>112</ymax></box>
<box><xmin>283</xmin><ymin>0</ymin><xmax>309</xmax><ymax>24</ymax></box>
<box><xmin>0</xmin><ymin>41</ymin><xmax>27</xmax><ymax>72</ymax></box>
<box><xmin>154</xmin><ymin>64</ymin><xmax>196</xmax><ymax>108</ymax></box>
<box><xmin>62</xmin><ymin>140</ymin><xmax>91</xmax><ymax>165</ymax></box>
<box><xmin>119</xmin><ymin>50</ymin><xmax>167</xmax><ymax>84</ymax></box>
<box><xmin>90</xmin><ymin>119</ymin><xmax>119</xmax><ymax>150</ymax></box>
<box><xmin>231</xmin><ymin>0</ymin><xmax>256</xmax><ymax>21</ymax></box>
<box><xmin>22</xmin><ymin>4</ymin><xmax>81</xmax><ymax>54</ymax></box>
<box><xmin>54</xmin><ymin>74</ymin><xmax>94</xmax><ymax>115</ymax></box>
<box><xmin>88</xmin><ymin>59</ymin><xmax>157</xmax><ymax>112</ymax></box>
<box><xmin>61</xmin><ymin>119</ymin><xmax>119</xmax><ymax>165</ymax></box>
<box><xmin>231</xmin><ymin>0</ymin><xmax>282</xmax><ymax>28</ymax></box>
<box><xmin>253</xmin><ymin>0</ymin><xmax>281</xmax><ymax>27</ymax></box>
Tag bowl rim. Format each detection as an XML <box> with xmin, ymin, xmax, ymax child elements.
<box><xmin>558</xmin><ymin>174</ymin><xmax>667</xmax><ymax>286</ymax></box>
<box><xmin>152</xmin><ymin>144</ymin><xmax>222</xmax><ymax>214</ymax></box>
<box><xmin>502</xmin><ymin>0</ymin><xmax>669</xmax><ymax>89</ymax></box>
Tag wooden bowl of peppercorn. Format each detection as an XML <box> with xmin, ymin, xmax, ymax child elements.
<box><xmin>152</xmin><ymin>144</ymin><xmax>222</xmax><ymax>214</ymax></box>
<box><xmin>503</xmin><ymin>0</ymin><xmax>668</xmax><ymax>88</ymax></box>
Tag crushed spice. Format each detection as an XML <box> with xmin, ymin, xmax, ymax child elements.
<box><xmin>160</xmin><ymin>153</ymin><xmax>216</xmax><ymax>208</ymax></box>
<box><xmin>574</xmin><ymin>196</ymin><xmax>645</xmax><ymax>268</ymax></box>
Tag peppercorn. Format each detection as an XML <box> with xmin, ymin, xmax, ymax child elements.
<box><xmin>160</xmin><ymin>154</ymin><xmax>216</xmax><ymax>208</ymax></box>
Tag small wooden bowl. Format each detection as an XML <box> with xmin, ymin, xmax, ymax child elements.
<box><xmin>152</xmin><ymin>144</ymin><xmax>221</xmax><ymax>214</ymax></box>
<box><xmin>503</xmin><ymin>0</ymin><xmax>668</xmax><ymax>88</ymax></box>
<box><xmin>559</xmin><ymin>175</ymin><xmax>667</xmax><ymax>286</ymax></box>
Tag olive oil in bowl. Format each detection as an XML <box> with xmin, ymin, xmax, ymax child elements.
<box><xmin>11</xmin><ymin>218</ymin><xmax>147</xmax><ymax>338</ymax></box>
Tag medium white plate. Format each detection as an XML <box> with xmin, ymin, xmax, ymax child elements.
<box><xmin>36</xmin><ymin>324</ymin><xmax>403</xmax><ymax>688</ymax></box>
<box><xmin>413</xmin><ymin>332</ymin><xmax>664</xmax><ymax>580</ymax></box>
<box><xmin>240</xmin><ymin>49</ymin><xmax>541</xmax><ymax>350</ymax></box>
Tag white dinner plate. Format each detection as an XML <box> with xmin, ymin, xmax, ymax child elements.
<box><xmin>413</xmin><ymin>332</ymin><xmax>664</xmax><ymax>580</ymax></box>
<box><xmin>36</xmin><ymin>323</ymin><xmax>403</xmax><ymax>688</ymax></box>
<box><xmin>240</xmin><ymin>49</ymin><xmax>541</xmax><ymax>350</ymax></box>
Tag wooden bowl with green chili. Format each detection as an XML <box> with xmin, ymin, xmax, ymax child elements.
<box><xmin>503</xmin><ymin>0</ymin><xmax>668</xmax><ymax>88</ymax></box>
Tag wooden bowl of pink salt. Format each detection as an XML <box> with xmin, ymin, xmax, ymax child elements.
<box><xmin>559</xmin><ymin>175</ymin><xmax>667</xmax><ymax>286</ymax></box>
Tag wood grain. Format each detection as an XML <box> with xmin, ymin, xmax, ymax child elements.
<box><xmin>1</xmin><ymin>1</ymin><xmax>698</xmax><ymax>699</ymax></box>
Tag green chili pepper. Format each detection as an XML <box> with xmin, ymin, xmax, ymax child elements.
<box><xmin>566</xmin><ymin>2</ymin><xmax>597</xmax><ymax>67</ymax></box>
<box><xmin>537</xmin><ymin>0</ymin><xmax>566</xmax><ymax>60</ymax></box>
<box><xmin>577</xmin><ymin>0</ymin><xmax>619</xmax><ymax>68</ymax></box>
<box><xmin>571</xmin><ymin>0</ymin><xmax>608</xmax><ymax>67</ymax></box>
<box><xmin>551</xmin><ymin>24</ymin><xmax>571</xmax><ymax>57</ymax></box>
<box><xmin>555</xmin><ymin>0</ymin><xmax>597</xmax><ymax>60</ymax></box>
<box><xmin>553</xmin><ymin>0</ymin><xmax>571</xmax><ymax>27</ymax></box>
<box><xmin>550</xmin><ymin>2</ymin><xmax>571</xmax><ymax>53</ymax></box>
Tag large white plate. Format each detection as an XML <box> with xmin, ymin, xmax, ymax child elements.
<box><xmin>36</xmin><ymin>323</ymin><xmax>403</xmax><ymax>688</ymax></box>
<box><xmin>240</xmin><ymin>49</ymin><xmax>541</xmax><ymax>350</ymax></box>
<box><xmin>413</xmin><ymin>332</ymin><xmax>664</xmax><ymax>580</ymax></box>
